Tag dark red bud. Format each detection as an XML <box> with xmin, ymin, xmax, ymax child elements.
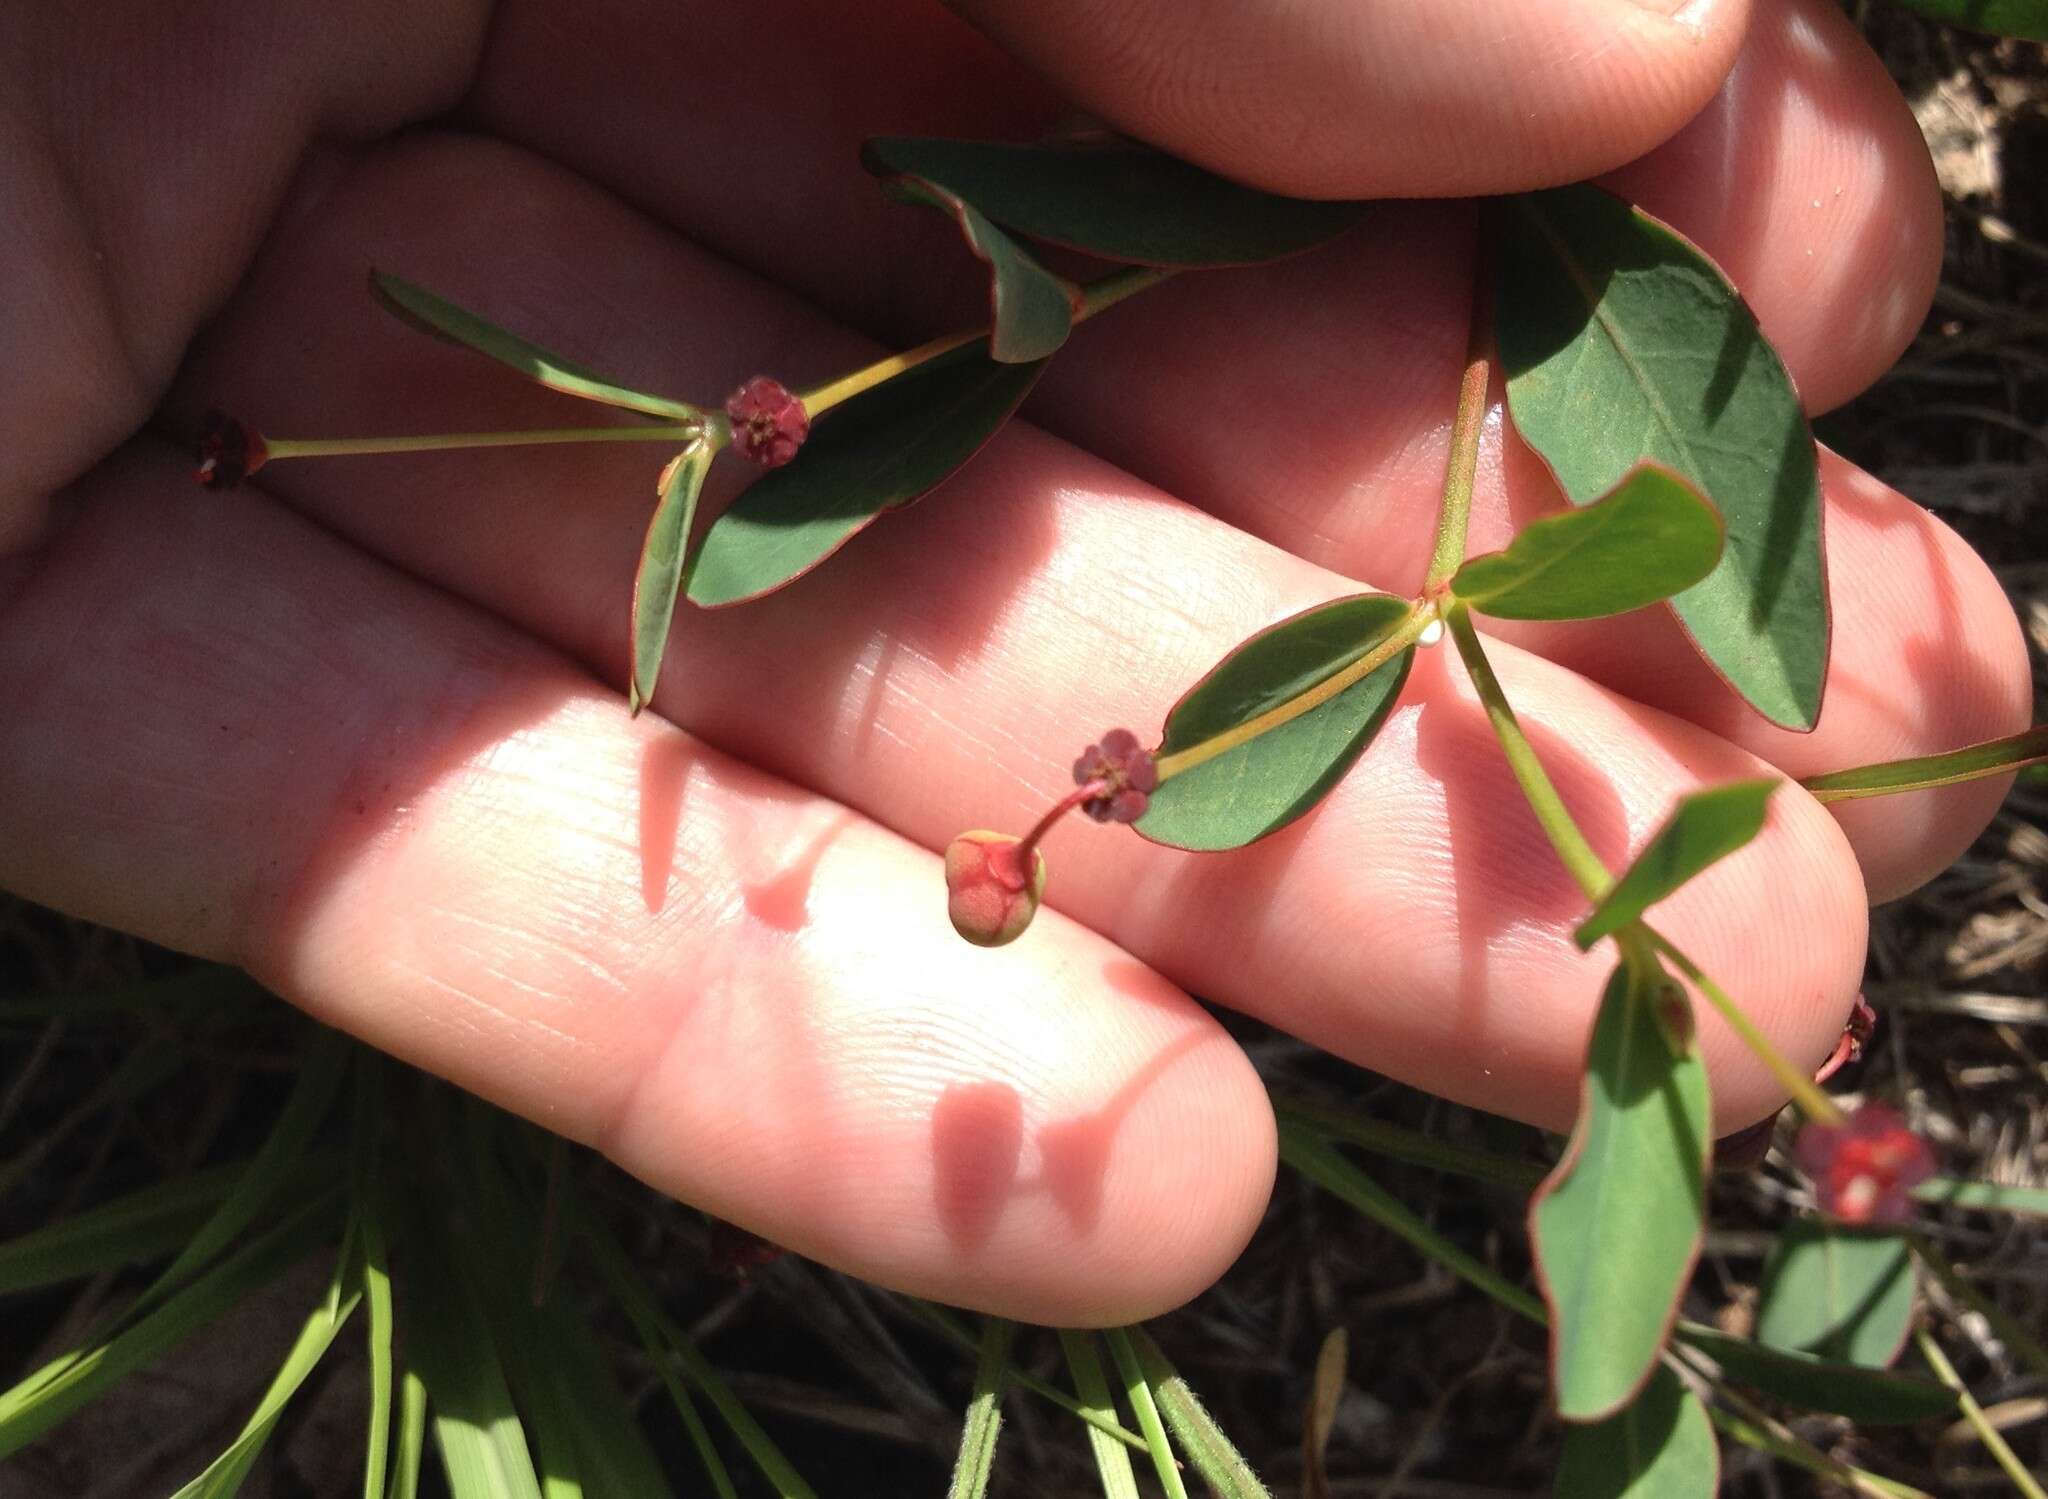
<box><xmin>706</xmin><ymin>1218</ymin><xmax>785</xmax><ymax>1280</ymax></box>
<box><xmin>725</xmin><ymin>376</ymin><xmax>809</xmax><ymax>467</ymax></box>
<box><xmin>945</xmin><ymin>830</ymin><xmax>1046</xmax><ymax>947</ymax></box>
<box><xmin>1814</xmin><ymin>993</ymin><xmax>1879</xmax><ymax>1085</ymax></box>
<box><xmin>1072</xmin><ymin>727</ymin><xmax>1158</xmax><ymax>824</ymax></box>
<box><xmin>195</xmin><ymin>410</ymin><xmax>268</xmax><ymax>490</ymax></box>
<box><xmin>1794</xmin><ymin>1102</ymin><xmax>1935</xmax><ymax>1225</ymax></box>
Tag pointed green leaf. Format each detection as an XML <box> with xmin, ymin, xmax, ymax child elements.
<box><xmin>1801</xmin><ymin>724</ymin><xmax>2048</xmax><ymax>803</ymax></box>
<box><xmin>1676</xmin><ymin>1326</ymin><xmax>1957</xmax><ymax>1424</ymax></box>
<box><xmin>873</xmin><ymin>168</ymin><xmax>1081</xmax><ymax>362</ymax></box>
<box><xmin>387</xmin><ymin>1370</ymin><xmax>428</xmax><ymax>1499</ymax></box>
<box><xmin>1575</xmin><ymin>781</ymin><xmax>1775</xmax><ymax>947</ymax></box>
<box><xmin>370</xmin><ymin>272</ymin><xmax>696</xmax><ymax>420</ymax></box>
<box><xmin>686</xmin><ymin>344</ymin><xmax>1043</xmax><ymax>607</ymax></box>
<box><xmin>629</xmin><ymin>440</ymin><xmax>713</xmax><ymax>714</ymax></box>
<box><xmin>1496</xmin><ymin>185</ymin><xmax>1828</xmax><ymax>730</ymax></box>
<box><xmin>1453</xmin><ymin>464</ymin><xmax>1723</xmax><ymax>621</ymax></box>
<box><xmin>861</xmin><ymin>138</ymin><xmax>1366</xmax><ymax>266</ymax></box>
<box><xmin>1138</xmin><ymin>594</ymin><xmax>1416</xmax><ymax>851</ymax></box>
<box><xmin>1883</xmin><ymin>0</ymin><xmax>2048</xmax><ymax>39</ymax></box>
<box><xmin>1554</xmin><ymin>1368</ymin><xmax>1717</xmax><ymax>1498</ymax></box>
<box><xmin>1532</xmin><ymin>964</ymin><xmax>1710</xmax><ymax>1422</ymax></box>
<box><xmin>1756</xmin><ymin>1219</ymin><xmax>1915</xmax><ymax>1369</ymax></box>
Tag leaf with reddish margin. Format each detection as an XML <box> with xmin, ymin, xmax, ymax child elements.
<box><xmin>370</xmin><ymin>272</ymin><xmax>696</xmax><ymax>421</ymax></box>
<box><xmin>1139</xmin><ymin>595</ymin><xmax>1414</xmax><ymax>852</ymax></box>
<box><xmin>1554</xmin><ymin>1367</ymin><xmax>1717</xmax><ymax>1498</ymax></box>
<box><xmin>1496</xmin><ymin>186</ymin><xmax>1828</xmax><ymax>732</ymax></box>
<box><xmin>1451</xmin><ymin>464</ymin><xmax>1723</xmax><ymax>621</ymax></box>
<box><xmin>870</xmin><ymin>170</ymin><xmax>1083</xmax><ymax>363</ymax></box>
<box><xmin>1678</xmin><ymin>1325</ymin><xmax>1956</xmax><ymax>1424</ymax></box>
<box><xmin>1575</xmin><ymin>781</ymin><xmax>1776</xmax><ymax>948</ymax></box>
<box><xmin>1532</xmin><ymin>963</ymin><xmax>1710</xmax><ymax>1423</ymax></box>
<box><xmin>861</xmin><ymin>137</ymin><xmax>1367</xmax><ymax>267</ymax></box>
<box><xmin>1801</xmin><ymin>724</ymin><xmax>2048</xmax><ymax>803</ymax></box>
<box><xmin>628</xmin><ymin>441</ymin><xmax>713</xmax><ymax>715</ymax></box>
<box><xmin>685</xmin><ymin>343</ymin><xmax>1044</xmax><ymax>607</ymax></box>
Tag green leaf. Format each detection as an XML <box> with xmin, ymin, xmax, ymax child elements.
<box><xmin>0</xmin><ymin>1163</ymin><xmax>239</xmax><ymax>1295</ymax></box>
<box><xmin>1057</xmin><ymin>1332</ymin><xmax>1141</xmax><ymax>1499</ymax></box>
<box><xmin>1676</xmin><ymin>1325</ymin><xmax>1957</xmax><ymax>1425</ymax></box>
<box><xmin>1452</xmin><ymin>464</ymin><xmax>1723</xmax><ymax>621</ymax></box>
<box><xmin>1138</xmin><ymin>594</ymin><xmax>1416</xmax><ymax>851</ymax></box>
<box><xmin>860</xmin><ymin>137</ymin><xmax>1367</xmax><ymax>266</ymax></box>
<box><xmin>947</xmin><ymin>1318</ymin><xmax>1017</xmax><ymax>1499</ymax></box>
<box><xmin>1554</xmin><ymin>1367</ymin><xmax>1717</xmax><ymax>1498</ymax></box>
<box><xmin>0</xmin><ymin>1194</ymin><xmax>341</xmax><ymax>1459</ymax></box>
<box><xmin>1801</xmin><ymin>725</ymin><xmax>2048</xmax><ymax>803</ymax></box>
<box><xmin>628</xmin><ymin>440</ymin><xmax>714</xmax><ymax>714</ymax></box>
<box><xmin>1914</xmin><ymin>1176</ymin><xmax>2048</xmax><ymax>1217</ymax></box>
<box><xmin>1756</xmin><ymin>1219</ymin><xmax>1915</xmax><ymax>1369</ymax></box>
<box><xmin>871</xmin><ymin>168</ymin><xmax>1081</xmax><ymax>362</ymax></box>
<box><xmin>1881</xmin><ymin>0</ymin><xmax>2048</xmax><ymax>39</ymax></box>
<box><xmin>1496</xmin><ymin>185</ymin><xmax>1828</xmax><ymax>730</ymax></box>
<box><xmin>1575</xmin><ymin>781</ymin><xmax>1776</xmax><ymax>948</ymax></box>
<box><xmin>169</xmin><ymin>1248</ymin><xmax>363</xmax><ymax>1499</ymax></box>
<box><xmin>686</xmin><ymin>343</ymin><xmax>1043</xmax><ymax>607</ymax></box>
<box><xmin>1131</xmin><ymin>1328</ymin><xmax>1271</xmax><ymax>1499</ymax></box>
<box><xmin>1531</xmin><ymin>964</ymin><xmax>1710</xmax><ymax>1422</ymax></box>
<box><xmin>370</xmin><ymin>272</ymin><xmax>696</xmax><ymax>420</ymax></box>
<box><xmin>387</xmin><ymin>1369</ymin><xmax>429</xmax><ymax>1499</ymax></box>
<box><xmin>354</xmin><ymin>1064</ymin><xmax>396</xmax><ymax>1499</ymax></box>
<box><xmin>1104</xmin><ymin>1329</ymin><xmax>1190</xmax><ymax>1499</ymax></box>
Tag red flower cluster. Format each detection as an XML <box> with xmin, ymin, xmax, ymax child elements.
<box><xmin>1072</xmin><ymin>728</ymin><xmax>1158</xmax><ymax>823</ymax></box>
<box><xmin>194</xmin><ymin>411</ymin><xmax>268</xmax><ymax>490</ymax></box>
<box><xmin>725</xmin><ymin>376</ymin><xmax>810</xmax><ymax>467</ymax></box>
<box><xmin>1794</xmin><ymin>1103</ymin><xmax>1935</xmax><ymax>1225</ymax></box>
<box><xmin>944</xmin><ymin>831</ymin><xmax>1046</xmax><ymax>948</ymax></box>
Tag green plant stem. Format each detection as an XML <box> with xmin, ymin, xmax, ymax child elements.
<box><xmin>1914</xmin><ymin>1328</ymin><xmax>2048</xmax><ymax>1499</ymax></box>
<box><xmin>905</xmin><ymin>1300</ymin><xmax>1148</xmax><ymax>1451</ymax></box>
<box><xmin>1443</xmin><ymin>604</ymin><xmax>1609</xmax><ymax>901</ymax></box>
<box><xmin>1699</xmin><ymin>1389</ymin><xmax>1932</xmax><ymax>1499</ymax></box>
<box><xmin>1647</xmin><ymin>934</ymin><xmax>1845</xmax><ymax>1126</ymax></box>
<box><xmin>1910</xmin><ymin>1235</ymin><xmax>2048</xmax><ymax>1382</ymax></box>
<box><xmin>1153</xmin><ymin>604</ymin><xmax>1432</xmax><ymax>781</ymax></box>
<box><xmin>797</xmin><ymin>265</ymin><xmax>1175</xmax><ymax>419</ymax></box>
<box><xmin>263</xmin><ymin>422</ymin><xmax>710</xmax><ymax>462</ymax></box>
<box><xmin>1423</xmin><ymin>300</ymin><xmax>1492</xmax><ymax>591</ymax></box>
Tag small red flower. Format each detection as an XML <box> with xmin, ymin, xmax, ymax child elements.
<box><xmin>1072</xmin><ymin>728</ymin><xmax>1158</xmax><ymax>824</ymax></box>
<box><xmin>945</xmin><ymin>830</ymin><xmax>1047</xmax><ymax>947</ymax></box>
<box><xmin>706</xmin><ymin>1218</ymin><xmax>784</xmax><ymax>1280</ymax></box>
<box><xmin>725</xmin><ymin>376</ymin><xmax>809</xmax><ymax>467</ymax></box>
<box><xmin>194</xmin><ymin>411</ymin><xmax>268</xmax><ymax>490</ymax></box>
<box><xmin>1814</xmin><ymin>993</ymin><xmax>1879</xmax><ymax>1085</ymax></box>
<box><xmin>1795</xmin><ymin>1103</ymin><xmax>1935</xmax><ymax>1225</ymax></box>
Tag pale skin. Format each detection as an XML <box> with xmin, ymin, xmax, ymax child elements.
<box><xmin>0</xmin><ymin>0</ymin><xmax>2030</xmax><ymax>1324</ymax></box>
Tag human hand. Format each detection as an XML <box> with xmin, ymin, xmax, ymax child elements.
<box><xmin>0</xmin><ymin>0</ymin><xmax>2029</xmax><ymax>1324</ymax></box>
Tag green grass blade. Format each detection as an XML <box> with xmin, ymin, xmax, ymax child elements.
<box><xmin>0</xmin><ymin>1162</ymin><xmax>240</xmax><ymax>1294</ymax></box>
<box><xmin>1057</xmin><ymin>1331</ymin><xmax>1140</xmax><ymax>1499</ymax></box>
<box><xmin>0</xmin><ymin>1192</ymin><xmax>341</xmax><ymax>1459</ymax></box>
<box><xmin>354</xmin><ymin>1061</ymin><xmax>395</xmax><ymax>1499</ymax></box>
<box><xmin>133</xmin><ymin>1028</ymin><xmax>349</xmax><ymax>1317</ymax></box>
<box><xmin>168</xmin><ymin>1245</ymin><xmax>364</xmax><ymax>1498</ymax></box>
<box><xmin>909</xmin><ymin>1300</ymin><xmax>1147</xmax><ymax>1451</ymax></box>
<box><xmin>1271</xmin><ymin>1096</ymin><xmax>1546</xmax><ymax>1192</ymax></box>
<box><xmin>1104</xmin><ymin>1328</ymin><xmax>1189</xmax><ymax>1499</ymax></box>
<box><xmin>1130</xmin><ymin>1328</ymin><xmax>1271</xmax><ymax>1499</ymax></box>
<box><xmin>387</xmin><ymin>1369</ymin><xmax>428</xmax><ymax>1499</ymax></box>
<box><xmin>946</xmin><ymin>1317</ymin><xmax>1016</xmax><ymax>1499</ymax></box>
<box><xmin>576</xmin><ymin>1195</ymin><xmax>819</xmax><ymax>1499</ymax></box>
<box><xmin>1913</xmin><ymin>1176</ymin><xmax>2048</xmax><ymax>1217</ymax></box>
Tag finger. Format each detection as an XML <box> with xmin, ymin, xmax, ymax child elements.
<box><xmin>943</xmin><ymin>0</ymin><xmax>1753</xmax><ymax>198</ymax></box>
<box><xmin>0</xmin><ymin>448</ymin><xmax>1274</xmax><ymax>1325</ymax></box>
<box><xmin>0</xmin><ymin>0</ymin><xmax>483</xmax><ymax>531</ymax></box>
<box><xmin>472</xmin><ymin>0</ymin><xmax>1925</xmax><ymax>415</ymax></box>
<box><xmin>178</xmin><ymin>134</ymin><xmax>1866</xmax><ymax>1130</ymax></box>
